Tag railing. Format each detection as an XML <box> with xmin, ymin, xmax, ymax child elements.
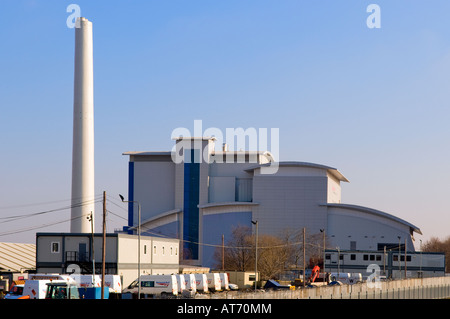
<box><xmin>196</xmin><ymin>276</ymin><xmax>450</xmax><ymax>299</ymax></box>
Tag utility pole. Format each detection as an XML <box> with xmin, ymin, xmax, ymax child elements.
<box><xmin>101</xmin><ymin>191</ymin><xmax>106</xmax><ymax>299</ymax></box>
<box><xmin>222</xmin><ymin>234</ymin><xmax>225</xmax><ymax>271</ymax></box>
<box><xmin>251</xmin><ymin>220</ymin><xmax>258</xmax><ymax>291</ymax></box>
<box><xmin>303</xmin><ymin>227</ymin><xmax>306</xmax><ymax>288</ymax></box>
<box><xmin>404</xmin><ymin>238</ymin><xmax>407</xmax><ymax>279</ymax></box>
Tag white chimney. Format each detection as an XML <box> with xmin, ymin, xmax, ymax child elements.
<box><xmin>71</xmin><ymin>17</ymin><xmax>95</xmax><ymax>233</ymax></box>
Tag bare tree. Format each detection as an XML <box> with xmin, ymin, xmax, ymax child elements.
<box><xmin>213</xmin><ymin>225</ymin><xmax>253</xmax><ymax>271</ymax></box>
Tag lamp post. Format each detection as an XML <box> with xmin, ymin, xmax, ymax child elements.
<box><xmin>320</xmin><ymin>229</ymin><xmax>326</xmax><ymax>276</ymax></box>
<box><xmin>86</xmin><ymin>212</ymin><xmax>95</xmax><ymax>284</ymax></box>
<box><xmin>251</xmin><ymin>220</ymin><xmax>258</xmax><ymax>291</ymax></box>
<box><xmin>120</xmin><ymin>194</ymin><xmax>141</xmax><ymax>299</ymax></box>
<box><xmin>420</xmin><ymin>239</ymin><xmax>423</xmax><ymax>278</ymax></box>
<box><xmin>337</xmin><ymin>246</ymin><xmax>340</xmax><ymax>278</ymax></box>
<box><xmin>398</xmin><ymin>236</ymin><xmax>401</xmax><ymax>280</ymax></box>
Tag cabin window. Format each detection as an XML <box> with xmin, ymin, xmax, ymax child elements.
<box><xmin>51</xmin><ymin>242</ymin><xmax>60</xmax><ymax>253</ymax></box>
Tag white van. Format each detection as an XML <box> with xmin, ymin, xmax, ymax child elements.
<box><xmin>184</xmin><ymin>274</ymin><xmax>197</xmax><ymax>293</ymax></box>
<box><xmin>69</xmin><ymin>274</ymin><xmax>102</xmax><ymax>288</ymax></box>
<box><xmin>217</xmin><ymin>273</ymin><xmax>229</xmax><ymax>290</ymax></box>
<box><xmin>104</xmin><ymin>275</ymin><xmax>122</xmax><ymax>293</ymax></box>
<box><xmin>329</xmin><ymin>273</ymin><xmax>362</xmax><ymax>285</ymax></box>
<box><xmin>205</xmin><ymin>273</ymin><xmax>221</xmax><ymax>291</ymax></box>
<box><xmin>194</xmin><ymin>274</ymin><xmax>209</xmax><ymax>293</ymax></box>
<box><xmin>175</xmin><ymin>274</ymin><xmax>186</xmax><ymax>293</ymax></box>
<box><xmin>123</xmin><ymin>275</ymin><xmax>178</xmax><ymax>297</ymax></box>
<box><xmin>3</xmin><ymin>284</ymin><xmax>25</xmax><ymax>299</ymax></box>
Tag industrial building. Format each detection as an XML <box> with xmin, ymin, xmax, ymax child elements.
<box><xmin>123</xmin><ymin>136</ymin><xmax>423</xmax><ymax>268</ymax></box>
<box><xmin>35</xmin><ymin>232</ymin><xmax>180</xmax><ymax>287</ymax></box>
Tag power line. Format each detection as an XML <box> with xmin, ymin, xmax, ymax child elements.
<box><xmin>0</xmin><ymin>196</ymin><xmax>103</xmax><ymax>222</ymax></box>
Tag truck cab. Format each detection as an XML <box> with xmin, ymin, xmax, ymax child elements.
<box><xmin>45</xmin><ymin>282</ymin><xmax>80</xmax><ymax>299</ymax></box>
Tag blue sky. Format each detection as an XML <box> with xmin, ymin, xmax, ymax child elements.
<box><xmin>1</xmin><ymin>1</ymin><xmax>449</xmax><ymax>246</ymax></box>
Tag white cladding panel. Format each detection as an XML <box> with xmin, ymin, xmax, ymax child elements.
<box><xmin>252</xmin><ymin>175</ymin><xmax>328</xmax><ymax>235</ymax></box>
<box><xmin>133</xmin><ymin>161</ymin><xmax>175</xmax><ymax>222</ymax></box>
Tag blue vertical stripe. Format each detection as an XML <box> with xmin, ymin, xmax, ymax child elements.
<box><xmin>183</xmin><ymin>150</ymin><xmax>200</xmax><ymax>259</ymax></box>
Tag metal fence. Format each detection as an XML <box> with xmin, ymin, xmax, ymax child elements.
<box><xmin>198</xmin><ymin>276</ymin><xmax>450</xmax><ymax>299</ymax></box>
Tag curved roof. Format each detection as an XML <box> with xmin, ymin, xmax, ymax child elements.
<box><xmin>323</xmin><ymin>203</ymin><xmax>422</xmax><ymax>235</ymax></box>
<box><xmin>245</xmin><ymin>161</ymin><xmax>349</xmax><ymax>182</ymax></box>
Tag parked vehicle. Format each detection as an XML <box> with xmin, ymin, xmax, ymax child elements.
<box><xmin>123</xmin><ymin>275</ymin><xmax>178</xmax><ymax>297</ymax></box>
<box><xmin>104</xmin><ymin>275</ymin><xmax>122</xmax><ymax>293</ymax></box>
<box><xmin>194</xmin><ymin>274</ymin><xmax>209</xmax><ymax>293</ymax></box>
<box><xmin>329</xmin><ymin>273</ymin><xmax>362</xmax><ymax>285</ymax></box>
<box><xmin>183</xmin><ymin>274</ymin><xmax>197</xmax><ymax>293</ymax></box>
<box><xmin>205</xmin><ymin>273</ymin><xmax>221</xmax><ymax>291</ymax></box>
<box><xmin>4</xmin><ymin>274</ymin><xmax>76</xmax><ymax>299</ymax></box>
<box><xmin>217</xmin><ymin>273</ymin><xmax>229</xmax><ymax>290</ymax></box>
<box><xmin>3</xmin><ymin>284</ymin><xmax>25</xmax><ymax>299</ymax></box>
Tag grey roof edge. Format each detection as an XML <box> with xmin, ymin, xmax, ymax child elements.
<box><xmin>198</xmin><ymin>202</ymin><xmax>260</xmax><ymax>209</ymax></box>
<box><xmin>321</xmin><ymin>203</ymin><xmax>422</xmax><ymax>235</ymax></box>
<box><xmin>244</xmin><ymin>161</ymin><xmax>349</xmax><ymax>182</ymax></box>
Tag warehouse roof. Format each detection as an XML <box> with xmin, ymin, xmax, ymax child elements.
<box><xmin>0</xmin><ymin>242</ymin><xmax>36</xmax><ymax>272</ymax></box>
<box><xmin>323</xmin><ymin>203</ymin><xmax>422</xmax><ymax>235</ymax></box>
<box><xmin>245</xmin><ymin>161</ymin><xmax>350</xmax><ymax>182</ymax></box>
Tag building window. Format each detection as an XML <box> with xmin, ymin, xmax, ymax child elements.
<box><xmin>376</xmin><ymin>255</ymin><xmax>382</xmax><ymax>261</ymax></box>
<box><xmin>144</xmin><ymin>245</ymin><xmax>147</xmax><ymax>254</ymax></box>
<box><xmin>154</xmin><ymin>246</ymin><xmax>157</xmax><ymax>254</ymax></box>
<box><xmin>51</xmin><ymin>242</ymin><xmax>60</xmax><ymax>253</ymax></box>
<box><xmin>325</xmin><ymin>254</ymin><xmax>331</xmax><ymax>260</ymax></box>
<box><xmin>370</xmin><ymin>255</ymin><xmax>375</xmax><ymax>261</ymax></box>
<box><xmin>171</xmin><ymin>247</ymin><xmax>173</xmax><ymax>256</ymax></box>
<box><xmin>363</xmin><ymin>255</ymin><xmax>369</xmax><ymax>261</ymax></box>
<box><xmin>162</xmin><ymin>247</ymin><xmax>165</xmax><ymax>255</ymax></box>
<box><xmin>350</xmin><ymin>254</ymin><xmax>356</xmax><ymax>260</ymax></box>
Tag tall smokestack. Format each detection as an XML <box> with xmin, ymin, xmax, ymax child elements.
<box><xmin>71</xmin><ymin>17</ymin><xmax>95</xmax><ymax>233</ymax></box>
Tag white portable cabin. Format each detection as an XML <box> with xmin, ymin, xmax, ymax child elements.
<box><xmin>123</xmin><ymin>275</ymin><xmax>178</xmax><ymax>296</ymax></box>
<box><xmin>194</xmin><ymin>274</ymin><xmax>209</xmax><ymax>293</ymax></box>
<box><xmin>205</xmin><ymin>273</ymin><xmax>221</xmax><ymax>291</ymax></box>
